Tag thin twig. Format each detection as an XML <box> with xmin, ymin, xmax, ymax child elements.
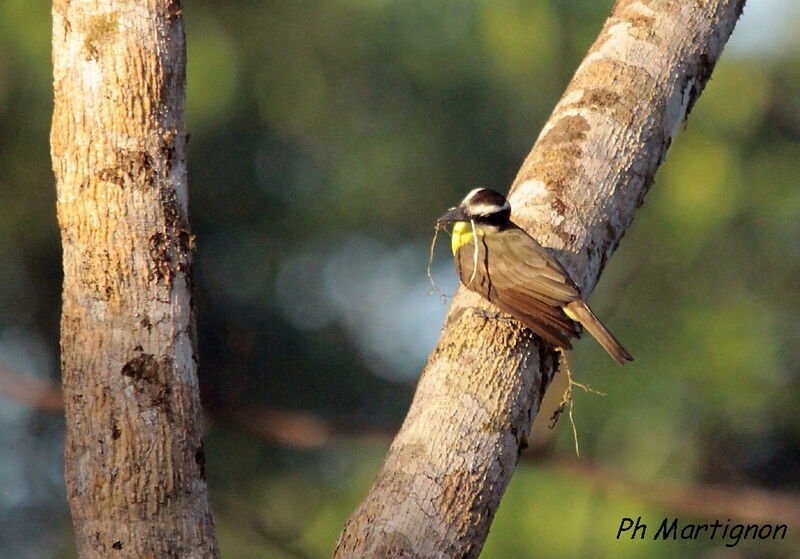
<box><xmin>549</xmin><ymin>350</ymin><xmax>605</xmax><ymax>456</ymax></box>
<box><xmin>426</xmin><ymin>224</ymin><xmax>451</xmax><ymax>302</ymax></box>
<box><xmin>468</xmin><ymin>218</ymin><xmax>478</xmax><ymax>286</ymax></box>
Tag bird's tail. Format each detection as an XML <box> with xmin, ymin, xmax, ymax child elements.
<box><xmin>564</xmin><ymin>300</ymin><xmax>632</xmax><ymax>365</ymax></box>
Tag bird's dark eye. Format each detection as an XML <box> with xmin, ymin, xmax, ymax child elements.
<box><xmin>473</xmin><ymin>208</ymin><xmax>510</xmax><ymax>225</ymax></box>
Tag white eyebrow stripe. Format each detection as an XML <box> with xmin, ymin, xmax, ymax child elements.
<box><xmin>467</xmin><ymin>200</ymin><xmax>509</xmax><ymax>215</ymax></box>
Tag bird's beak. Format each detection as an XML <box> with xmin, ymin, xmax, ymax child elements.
<box><xmin>436</xmin><ymin>206</ymin><xmax>467</xmax><ymax>225</ymax></box>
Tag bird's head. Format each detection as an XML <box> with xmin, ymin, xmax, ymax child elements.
<box><xmin>436</xmin><ymin>188</ymin><xmax>511</xmax><ymax>228</ymax></box>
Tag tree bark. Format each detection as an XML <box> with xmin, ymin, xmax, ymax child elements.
<box><xmin>51</xmin><ymin>1</ymin><xmax>219</xmax><ymax>557</ymax></box>
<box><xmin>335</xmin><ymin>1</ymin><xmax>745</xmax><ymax>557</ymax></box>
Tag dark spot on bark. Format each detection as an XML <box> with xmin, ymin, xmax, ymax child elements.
<box><xmin>551</xmin><ymin>197</ymin><xmax>567</xmax><ymax>215</ymax></box>
<box><xmin>629</xmin><ymin>13</ymin><xmax>654</xmax><ymax>27</ymax></box>
<box><xmin>160</xmin><ymin>189</ymin><xmax>182</xmax><ymax>228</ymax></box>
<box><xmin>149</xmin><ymin>232</ymin><xmax>172</xmax><ymax>282</ymax></box>
<box><xmin>480</xmin><ymin>416</ymin><xmax>504</xmax><ymax>433</ymax></box>
<box><xmin>161</xmin><ymin>133</ymin><xmax>177</xmax><ymax>173</ymax></box>
<box><xmin>151</xmin><ymin>384</ymin><xmax>173</xmax><ymax>415</ymax></box>
<box><xmin>91</xmin><ymin>532</ymin><xmax>102</xmax><ymax>551</ymax></box>
<box><xmin>699</xmin><ymin>52</ymin><xmax>715</xmax><ymax>76</ymax></box>
<box><xmin>83</xmin><ymin>13</ymin><xmax>118</xmax><ymax>60</ymax></box>
<box><xmin>624</xmin><ymin>10</ymin><xmax>656</xmax><ymax>41</ymax></box>
<box><xmin>638</xmin><ymin>173</ymin><xmax>656</xmax><ymax>207</ymax></box>
<box><xmin>544</xmin><ymin>346</ymin><xmax>560</xmax><ymax>389</ymax></box>
<box><xmin>661</xmin><ymin>136</ymin><xmax>673</xmax><ymax>162</ymax></box>
<box><xmin>585</xmin><ymin>239</ymin><xmax>608</xmax><ymax>274</ymax></box>
<box><xmin>121</xmin><ymin>354</ymin><xmax>174</xmax><ymax>416</ymax></box>
<box><xmin>112</xmin><ymin>541</ymin><xmax>123</xmax><ymax>550</ymax></box>
<box><xmin>80</xmin><ymin>248</ymin><xmax>120</xmax><ymax>301</ymax></box>
<box><xmin>195</xmin><ymin>444</ymin><xmax>207</xmax><ymax>480</ymax></box>
<box><xmin>140</xmin><ymin>316</ymin><xmax>152</xmax><ymax>331</ymax></box>
<box><xmin>374</xmin><ymin>538</ymin><xmax>414</xmax><ymax>558</ymax></box>
<box><xmin>531</xmin><ymin>115</ymin><xmax>589</xmax><ymax>200</ymax></box>
<box><xmin>609</xmin><ymin>0</ymin><xmax>659</xmax><ymax>39</ymax></box>
<box><xmin>551</xmin><ymin>229</ymin><xmax>576</xmax><ymax>246</ymax></box>
<box><xmin>518</xmin><ymin>431</ymin><xmax>529</xmax><ymax>455</ymax></box>
<box><xmin>111</xmin><ymin>421</ymin><xmax>121</xmax><ymax>440</ymax></box>
<box><xmin>539</xmin><ymin>115</ymin><xmax>590</xmax><ymax>147</ymax></box>
<box><xmin>97</xmin><ymin>149</ymin><xmax>156</xmax><ymax>190</ymax></box>
<box><xmin>133</xmin><ymin>345</ymin><xmax>143</xmax><ymax>352</ymax></box>
<box><xmin>122</xmin><ymin>354</ymin><xmax>160</xmax><ymax>382</ymax></box>
<box><xmin>544</xmin><ymin>166</ymin><xmax>579</xmax><ymax>199</ymax></box>
<box><xmin>685</xmin><ymin>53</ymin><xmax>716</xmax><ymax>119</ymax></box>
<box><xmin>178</xmin><ymin>230</ymin><xmax>192</xmax><ymax>252</ymax></box>
<box><xmin>149</xmin><ymin>226</ymin><xmax>192</xmax><ymax>285</ymax></box>
<box><xmin>167</xmin><ymin>0</ymin><xmax>183</xmax><ymax>21</ymax></box>
<box><xmin>581</xmin><ymin>88</ymin><xmax>620</xmax><ymax>108</ymax></box>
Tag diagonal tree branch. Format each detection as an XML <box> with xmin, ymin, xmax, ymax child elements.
<box><xmin>335</xmin><ymin>1</ymin><xmax>746</xmax><ymax>557</ymax></box>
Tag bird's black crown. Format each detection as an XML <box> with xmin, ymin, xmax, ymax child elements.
<box><xmin>462</xmin><ymin>188</ymin><xmax>511</xmax><ymax>226</ymax></box>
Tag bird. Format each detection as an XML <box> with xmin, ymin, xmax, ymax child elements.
<box><xmin>436</xmin><ymin>188</ymin><xmax>632</xmax><ymax>364</ymax></box>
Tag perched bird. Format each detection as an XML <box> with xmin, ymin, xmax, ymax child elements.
<box><xmin>437</xmin><ymin>188</ymin><xmax>632</xmax><ymax>364</ymax></box>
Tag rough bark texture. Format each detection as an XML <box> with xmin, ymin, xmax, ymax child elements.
<box><xmin>335</xmin><ymin>1</ymin><xmax>745</xmax><ymax>557</ymax></box>
<box><xmin>51</xmin><ymin>1</ymin><xmax>219</xmax><ymax>557</ymax></box>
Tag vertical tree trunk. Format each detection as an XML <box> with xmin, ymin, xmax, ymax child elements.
<box><xmin>51</xmin><ymin>1</ymin><xmax>219</xmax><ymax>556</ymax></box>
<box><xmin>335</xmin><ymin>1</ymin><xmax>745</xmax><ymax>557</ymax></box>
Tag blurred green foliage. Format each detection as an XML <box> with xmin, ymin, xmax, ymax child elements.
<box><xmin>0</xmin><ymin>1</ymin><xmax>799</xmax><ymax>557</ymax></box>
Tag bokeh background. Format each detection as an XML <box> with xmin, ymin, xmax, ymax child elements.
<box><xmin>1</xmin><ymin>0</ymin><xmax>799</xmax><ymax>557</ymax></box>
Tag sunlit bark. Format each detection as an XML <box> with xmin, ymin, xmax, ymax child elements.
<box><xmin>51</xmin><ymin>1</ymin><xmax>218</xmax><ymax>556</ymax></box>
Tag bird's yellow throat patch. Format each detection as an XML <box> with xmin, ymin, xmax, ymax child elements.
<box><xmin>451</xmin><ymin>221</ymin><xmax>476</xmax><ymax>254</ymax></box>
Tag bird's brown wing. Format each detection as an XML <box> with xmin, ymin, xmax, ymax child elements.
<box><xmin>455</xmin><ymin>225</ymin><xmax>581</xmax><ymax>348</ymax></box>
